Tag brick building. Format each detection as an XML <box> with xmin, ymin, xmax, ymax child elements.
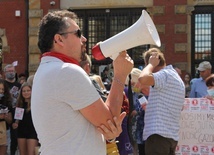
<box><xmin>0</xmin><ymin>0</ymin><xmax>213</xmax><ymax>78</ymax></box>
<box><xmin>0</xmin><ymin>0</ymin><xmax>28</xmax><ymax>76</ymax></box>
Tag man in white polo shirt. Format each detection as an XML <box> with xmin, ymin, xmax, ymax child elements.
<box><xmin>138</xmin><ymin>48</ymin><xmax>185</xmax><ymax>155</ymax></box>
<box><xmin>31</xmin><ymin>10</ymin><xmax>133</xmax><ymax>155</ymax></box>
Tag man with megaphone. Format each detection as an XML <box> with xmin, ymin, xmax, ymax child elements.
<box><xmin>31</xmin><ymin>10</ymin><xmax>134</xmax><ymax>155</ymax></box>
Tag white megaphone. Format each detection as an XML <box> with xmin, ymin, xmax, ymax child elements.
<box><xmin>92</xmin><ymin>10</ymin><xmax>161</xmax><ymax>60</ymax></box>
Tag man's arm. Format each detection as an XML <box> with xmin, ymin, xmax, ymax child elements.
<box><xmin>138</xmin><ymin>64</ymin><xmax>155</xmax><ymax>86</ymax></box>
<box><xmin>80</xmin><ymin>51</ymin><xmax>133</xmax><ymax>130</ymax></box>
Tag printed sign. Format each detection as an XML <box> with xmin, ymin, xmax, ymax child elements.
<box><xmin>14</xmin><ymin>107</ymin><xmax>24</xmax><ymax>120</ymax></box>
<box><xmin>12</xmin><ymin>61</ymin><xmax>18</xmax><ymax>66</ymax></box>
<box><xmin>138</xmin><ymin>96</ymin><xmax>148</xmax><ymax>106</ymax></box>
<box><xmin>176</xmin><ymin>98</ymin><xmax>214</xmax><ymax>155</ymax></box>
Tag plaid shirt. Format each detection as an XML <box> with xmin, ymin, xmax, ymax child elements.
<box><xmin>143</xmin><ymin>65</ymin><xmax>185</xmax><ymax>141</ymax></box>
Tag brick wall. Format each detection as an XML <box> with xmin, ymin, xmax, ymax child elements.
<box><xmin>153</xmin><ymin>0</ymin><xmax>188</xmax><ymax>71</ymax></box>
<box><xmin>0</xmin><ymin>0</ymin><xmax>27</xmax><ymax>75</ymax></box>
<box><xmin>0</xmin><ymin>0</ymin><xmax>202</xmax><ymax>75</ymax></box>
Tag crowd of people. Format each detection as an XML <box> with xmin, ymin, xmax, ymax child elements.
<box><xmin>0</xmin><ymin>9</ymin><xmax>213</xmax><ymax>155</ymax></box>
<box><xmin>0</xmin><ymin>64</ymin><xmax>39</xmax><ymax>155</ymax></box>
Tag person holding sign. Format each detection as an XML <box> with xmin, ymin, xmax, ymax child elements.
<box><xmin>138</xmin><ymin>48</ymin><xmax>185</xmax><ymax>155</ymax></box>
<box><xmin>13</xmin><ymin>82</ymin><xmax>38</xmax><ymax>155</ymax></box>
<box><xmin>3</xmin><ymin>64</ymin><xmax>21</xmax><ymax>155</ymax></box>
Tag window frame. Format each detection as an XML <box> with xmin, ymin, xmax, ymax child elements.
<box><xmin>191</xmin><ymin>6</ymin><xmax>214</xmax><ymax>77</ymax></box>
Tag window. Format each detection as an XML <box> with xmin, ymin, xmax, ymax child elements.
<box><xmin>191</xmin><ymin>6</ymin><xmax>214</xmax><ymax>77</ymax></box>
<box><xmin>71</xmin><ymin>8</ymin><xmax>149</xmax><ymax>74</ymax></box>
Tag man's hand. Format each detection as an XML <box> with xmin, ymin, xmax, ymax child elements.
<box><xmin>113</xmin><ymin>51</ymin><xmax>134</xmax><ymax>79</ymax></box>
<box><xmin>149</xmin><ymin>52</ymin><xmax>160</xmax><ymax>67</ymax></box>
<box><xmin>97</xmin><ymin>112</ymin><xmax>126</xmax><ymax>140</ymax></box>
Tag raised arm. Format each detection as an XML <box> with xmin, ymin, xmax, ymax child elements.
<box><xmin>139</xmin><ymin>52</ymin><xmax>160</xmax><ymax>86</ymax></box>
<box><xmin>80</xmin><ymin>51</ymin><xmax>133</xmax><ymax>131</ymax></box>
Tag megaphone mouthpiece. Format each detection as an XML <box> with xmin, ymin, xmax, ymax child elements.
<box><xmin>91</xmin><ymin>45</ymin><xmax>106</xmax><ymax>61</ymax></box>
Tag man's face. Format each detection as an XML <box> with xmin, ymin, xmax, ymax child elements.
<box><xmin>4</xmin><ymin>66</ymin><xmax>16</xmax><ymax>80</ymax></box>
<box><xmin>199</xmin><ymin>69</ymin><xmax>211</xmax><ymax>80</ymax></box>
<box><xmin>60</xmin><ymin>18</ymin><xmax>87</xmax><ymax>62</ymax></box>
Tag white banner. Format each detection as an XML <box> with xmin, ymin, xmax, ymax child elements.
<box><xmin>176</xmin><ymin>98</ymin><xmax>214</xmax><ymax>155</ymax></box>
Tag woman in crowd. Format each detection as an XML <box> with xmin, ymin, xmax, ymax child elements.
<box><xmin>205</xmin><ymin>74</ymin><xmax>214</xmax><ymax>98</ymax></box>
<box><xmin>125</xmin><ymin>68</ymin><xmax>146</xmax><ymax>155</ymax></box>
<box><xmin>12</xmin><ymin>82</ymin><xmax>38</xmax><ymax>155</ymax></box>
<box><xmin>184</xmin><ymin>73</ymin><xmax>192</xmax><ymax>97</ymax></box>
<box><xmin>0</xmin><ymin>79</ymin><xmax>13</xmax><ymax>155</ymax></box>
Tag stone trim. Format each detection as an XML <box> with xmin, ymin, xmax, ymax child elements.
<box><xmin>156</xmin><ymin>25</ymin><xmax>165</xmax><ymax>34</ymax></box>
<box><xmin>186</xmin><ymin>6</ymin><xmax>195</xmax><ymax>15</ymax></box>
<box><xmin>29</xmin><ymin>9</ymin><xmax>43</xmax><ymax>18</ymax></box>
<box><xmin>0</xmin><ymin>29</ymin><xmax>10</xmax><ymax>53</ymax></box>
<box><xmin>2</xmin><ymin>46</ymin><xmax>10</xmax><ymax>53</ymax></box>
<box><xmin>175</xmin><ymin>5</ymin><xmax>187</xmax><ymax>14</ymax></box>
<box><xmin>175</xmin><ymin>43</ymin><xmax>187</xmax><ymax>53</ymax></box>
<box><xmin>29</xmin><ymin>45</ymin><xmax>40</xmax><ymax>54</ymax></box>
<box><xmin>153</xmin><ymin>6</ymin><xmax>165</xmax><ymax>15</ymax></box>
<box><xmin>175</xmin><ymin>24</ymin><xmax>187</xmax><ymax>34</ymax></box>
<box><xmin>173</xmin><ymin>62</ymin><xmax>187</xmax><ymax>71</ymax></box>
<box><xmin>29</xmin><ymin>27</ymin><xmax>39</xmax><ymax>36</ymax></box>
<box><xmin>0</xmin><ymin>29</ymin><xmax>5</xmax><ymax>37</ymax></box>
<box><xmin>29</xmin><ymin>63</ymin><xmax>39</xmax><ymax>72</ymax></box>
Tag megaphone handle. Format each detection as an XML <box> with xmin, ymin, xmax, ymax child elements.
<box><xmin>92</xmin><ymin>45</ymin><xmax>106</xmax><ymax>61</ymax></box>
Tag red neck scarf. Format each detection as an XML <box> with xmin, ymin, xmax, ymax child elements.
<box><xmin>42</xmin><ymin>52</ymin><xmax>79</xmax><ymax>66</ymax></box>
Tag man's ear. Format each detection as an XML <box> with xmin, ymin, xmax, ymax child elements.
<box><xmin>54</xmin><ymin>34</ymin><xmax>63</xmax><ymax>44</ymax></box>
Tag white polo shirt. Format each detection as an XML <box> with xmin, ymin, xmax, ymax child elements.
<box><xmin>31</xmin><ymin>56</ymin><xmax>105</xmax><ymax>155</ymax></box>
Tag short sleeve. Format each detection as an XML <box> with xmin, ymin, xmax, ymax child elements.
<box><xmin>55</xmin><ymin>64</ymin><xmax>100</xmax><ymax>110</ymax></box>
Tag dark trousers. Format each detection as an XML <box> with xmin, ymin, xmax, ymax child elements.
<box><xmin>10</xmin><ymin>128</ymin><xmax>18</xmax><ymax>155</ymax></box>
<box><xmin>145</xmin><ymin>134</ymin><xmax>178</xmax><ymax>155</ymax></box>
<box><xmin>138</xmin><ymin>143</ymin><xmax>145</xmax><ymax>155</ymax></box>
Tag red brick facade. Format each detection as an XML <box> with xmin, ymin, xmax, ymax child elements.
<box><xmin>0</xmin><ymin>0</ymin><xmax>190</xmax><ymax>76</ymax></box>
<box><xmin>0</xmin><ymin>0</ymin><xmax>28</xmax><ymax>75</ymax></box>
<box><xmin>154</xmin><ymin>0</ymin><xmax>188</xmax><ymax>66</ymax></box>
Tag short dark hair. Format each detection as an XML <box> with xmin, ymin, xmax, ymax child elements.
<box><xmin>38</xmin><ymin>10</ymin><xmax>77</xmax><ymax>53</ymax></box>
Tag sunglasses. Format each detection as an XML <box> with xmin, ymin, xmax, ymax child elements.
<box><xmin>59</xmin><ymin>29</ymin><xmax>82</xmax><ymax>38</ymax></box>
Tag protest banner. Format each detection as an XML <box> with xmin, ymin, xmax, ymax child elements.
<box><xmin>176</xmin><ymin>98</ymin><xmax>214</xmax><ymax>155</ymax></box>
